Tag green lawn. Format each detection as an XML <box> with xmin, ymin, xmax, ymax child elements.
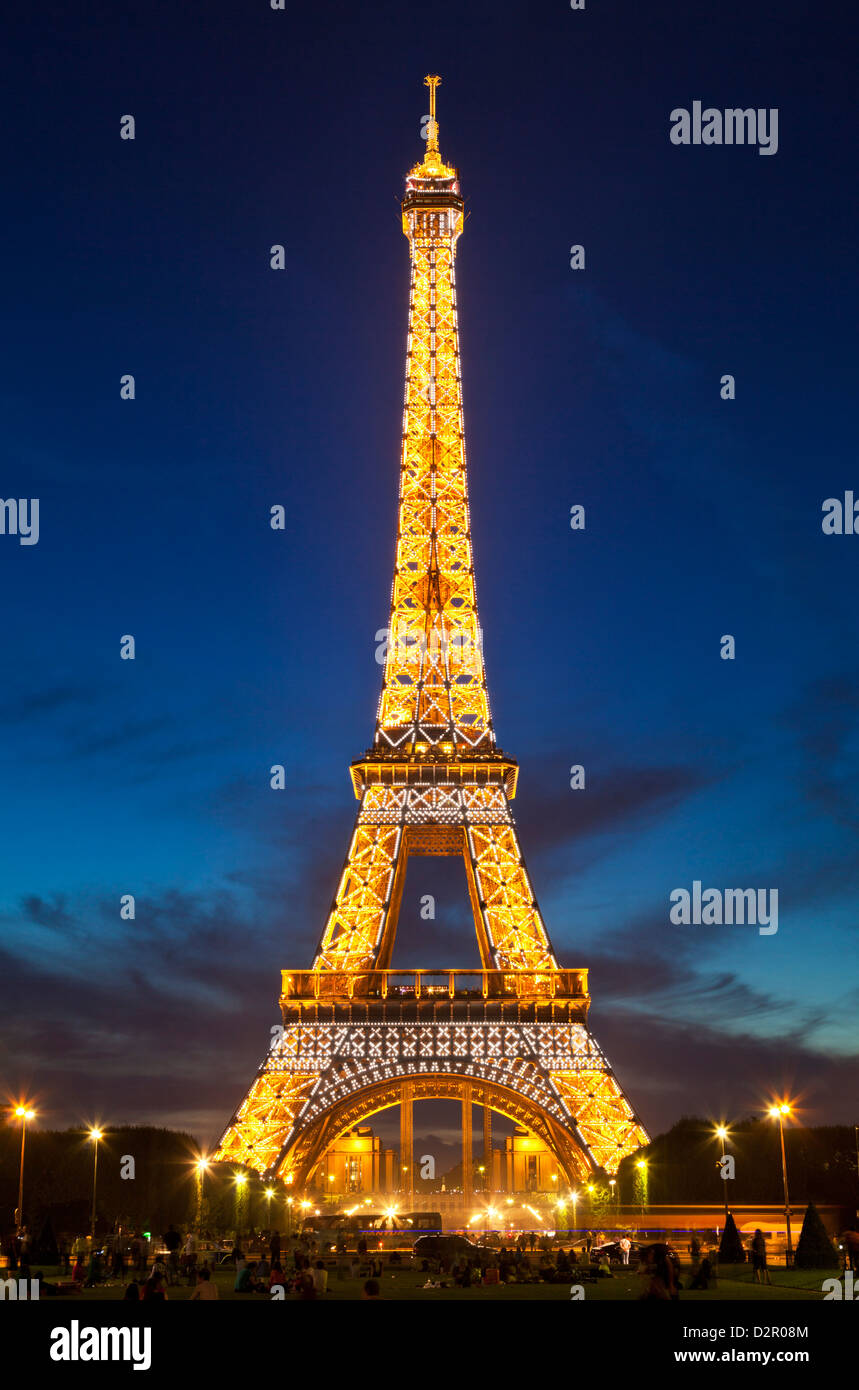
<box><xmin>28</xmin><ymin>1262</ymin><xmax>841</xmax><ymax>1302</ymax></box>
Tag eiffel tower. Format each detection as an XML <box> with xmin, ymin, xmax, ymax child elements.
<box><xmin>215</xmin><ymin>77</ymin><xmax>648</xmax><ymax>1196</ymax></box>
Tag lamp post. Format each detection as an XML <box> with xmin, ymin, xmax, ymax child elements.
<box><xmin>88</xmin><ymin>1129</ymin><xmax>103</xmax><ymax>1243</ymax></box>
<box><xmin>609</xmin><ymin>1178</ymin><xmax>617</xmax><ymax>1219</ymax></box>
<box><xmin>636</xmin><ymin>1160</ymin><xmax>648</xmax><ymax>1217</ymax></box>
<box><xmin>14</xmin><ymin>1106</ymin><xmax>35</xmax><ymax>1230</ymax></box>
<box><xmin>234</xmin><ymin>1172</ymin><xmax>248</xmax><ymax>1238</ymax></box>
<box><xmin>768</xmin><ymin>1103</ymin><xmax>794</xmax><ymax>1265</ymax></box>
<box><xmin>195</xmin><ymin>1157</ymin><xmax>210</xmax><ymax>1234</ymax></box>
<box><xmin>571</xmin><ymin>1190</ymin><xmax>579</xmax><ymax>1242</ymax></box>
<box><xmin>714</xmin><ymin>1126</ymin><xmax>731</xmax><ymax>1222</ymax></box>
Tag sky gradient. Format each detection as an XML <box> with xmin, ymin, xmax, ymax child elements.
<box><xmin>1</xmin><ymin>0</ymin><xmax>857</xmax><ymax>1154</ymax></box>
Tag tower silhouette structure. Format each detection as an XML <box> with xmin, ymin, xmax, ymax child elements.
<box><xmin>215</xmin><ymin>78</ymin><xmax>648</xmax><ymax>1195</ymax></box>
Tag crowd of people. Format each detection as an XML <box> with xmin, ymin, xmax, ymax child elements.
<box><xmin>5</xmin><ymin>1218</ymin><xmax>854</xmax><ymax>1300</ymax></box>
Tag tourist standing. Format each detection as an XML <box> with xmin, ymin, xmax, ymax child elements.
<box><xmin>751</xmin><ymin>1229</ymin><xmax>772</xmax><ymax>1285</ymax></box>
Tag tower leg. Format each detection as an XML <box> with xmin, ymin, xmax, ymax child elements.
<box><xmin>483</xmin><ymin>1106</ymin><xmax>492</xmax><ymax>1191</ymax></box>
<box><xmin>400</xmin><ymin>1080</ymin><xmax>414</xmax><ymax>1204</ymax></box>
<box><xmin>462</xmin><ymin>1083</ymin><xmax>472</xmax><ymax>1204</ymax></box>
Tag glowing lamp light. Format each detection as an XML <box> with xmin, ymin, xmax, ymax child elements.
<box><xmin>89</xmin><ymin>1129</ymin><xmax>103</xmax><ymax>1142</ymax></box>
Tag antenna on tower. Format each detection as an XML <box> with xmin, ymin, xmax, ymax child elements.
<box><xmin>424</xmin><ymin>74</ymin><xmax>441</xmax><ymax>153</ymax></box>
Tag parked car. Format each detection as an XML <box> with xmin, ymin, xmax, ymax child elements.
<box><xmin>413</xmin><ymin>1234</ymin><xmax>484</xmax><ymax>1260</ymax></box>
<box><xmin>590</xmin><ymin>1240</ymin><xmax>645</xmax><ymax>1265</ymax></box>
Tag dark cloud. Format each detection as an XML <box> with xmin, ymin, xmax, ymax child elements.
<box><xmin>514</xmin><ymin>759</ymin><xmax>717</xmax><ymax>864</ymax></box>
<box><xmin>0</xmin><ymin>685</ymin><xmax>100</xmax><ymax>723</ymax></box>
<box><xmin>782</xmin><ymin>673</ymin><xmax>859</xmax><ymax>831</ymax></box>
<box><xmin>591</xmin><ymin>1002</ymin><xmax>859</xmax><ymax>1137</ymax></box>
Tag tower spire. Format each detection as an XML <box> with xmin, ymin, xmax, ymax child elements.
<box><xmin>424</xmin><ymin>73</ymin><xmax>441</xmax><ymax>156</ymax></box>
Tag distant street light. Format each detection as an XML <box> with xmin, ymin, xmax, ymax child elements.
<box><xmin>14</xmin><ymin>1106</ymin><xmax>36</xmax><ymax>1230</ymax></box>
<box><xmin>767</xmin><ymin>1103</ymin><xmax>794</xmax><ymax>1263</ymax></box>
<box><xmin>714</xmin><ymin>1125</ymin><xmax>731</xmax><ymax>1221</ymax></box>
<box><xmin>195</xmin><ymin>1156</ymin><xmax>210</xmax><ymax>1234</ymax></box>
<box><xmin>636</xmin><ymin>1159</ymin><xmax>648</xmax><ymax>1216</ymax></box>
<box><xmin>88</xmin><ymin>1129</ymin><xmax>103</xmax><ymax>1241</ymax></box>
<box><xmin>234</xmin><ymin>1171</ymin><xmax>248</xmax><ymax>1234</ymax></box>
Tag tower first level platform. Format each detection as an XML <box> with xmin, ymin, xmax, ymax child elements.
<box><xmin>216</xmin><ymin>968</ymin><xmax>646</xmax><ymax>1189</ymax></box>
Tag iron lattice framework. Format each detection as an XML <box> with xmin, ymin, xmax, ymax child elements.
<box><xmin>215</xmin><ymin>77</ymin><xmax>648</xmax><ymax>1188</ymax></box>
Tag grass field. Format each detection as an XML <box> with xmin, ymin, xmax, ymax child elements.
<box><xmin>26</xmin><ymin>1262</ymin><xmax>841</xmax><ymax>1302</ymax></box>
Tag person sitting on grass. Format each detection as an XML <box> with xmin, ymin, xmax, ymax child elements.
<box><xmin>235</xmin><ymin>1260</ymin><xmax>264</xmax><ymax>1293</ymax></box>
<box><xmin>638</xmin><ymin>1244</ymin><xmax>677</xmax><ymax>1301</ymax></box>
<box><xmin>689</xmin><ymin>1256</ymin><xmax>713</xmax><ymax>1290</ymax></box>
<box><xmin>141</xmin><ymin>1273</ymin><xmax>167</xmax><ymax>1301</ymax></box>
<box><xmin>269</xmin><ymin>1261</ymin><xmax>285</xmax><ymax>1294</ymax></box>
<box><xmin>190</xmin><ymin>1268</ymin><xmax>219</xmax><ymax>1301</ymax></box>
<box><xmin>362</xmin><ymin>1278</ymin><xmax>381</xmax><ymax>1299</ymax></box>
<box><xmin>124</xmin><ymin>1280</ymin><xmax>140</xmax><ymax>1301</ymax></box>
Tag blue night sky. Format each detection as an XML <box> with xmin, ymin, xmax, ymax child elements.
<box><xmin>1</xmin><ymin>0</ymin><xmax>856</xmax><ymax>1152</ymax></box>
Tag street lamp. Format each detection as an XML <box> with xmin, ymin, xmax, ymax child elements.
<box><xmin>636</xmin><ymin>1159</ymin><xmax>648</xmax><ymax>1216</ymax></box>
<box><xmin>234</xmin><ymin>1172</ymin><xmax>248</xmax><ymax>1237</ymax></box>
<box><xmin>88</xmin><ymin>1129</ymin><xmax>103</xmax><ymax>1243</ymax></box>
<box><xmin>767</xmin><ymin>1103</ymin><xmax>794</xmax><ymax>1264</ymax></box>
<box><xmin>195</xmin><ymin>1156</ymin><xmax>210</xmax><ymax>1233</ymax></box>
<box><xmin>714</xmin><ymin>1125</ymin><xmax>731</xmax><ymax>1222</ymax></box>
<box><xmin>13</xmin><ymin>1106</ymin><xmax>35</xmax><ymax>1230</ymax></box>
<box><xmin>609</xmin><ymin>1178</ymin><xmax>617</xmax><ymax>1217</ymax></box>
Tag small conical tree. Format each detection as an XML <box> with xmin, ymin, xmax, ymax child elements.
<box><xmin>718</xmin><ymin>1212</ymin><xmax>745</xmax><ymax>1264</ymax></box>
<box><xmin>794</xmin><ymin>1202</ymin><xmax>838</xmax><ymax>1269</ymax></box>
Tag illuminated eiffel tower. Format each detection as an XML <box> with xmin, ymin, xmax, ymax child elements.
<box><xmin>215</xmin><ymin>77</ymin><xmax>648</xmax><ymax>1196</ymax></box>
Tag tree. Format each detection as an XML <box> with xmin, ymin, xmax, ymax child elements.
<box><xmin>794</xmin><ymin>1202</ymin><xmax>838</xmax><ymax>1269</ymax></box>
<box><xmin>718</xmin><ymin>1212</ymin><xmax>745</xmax><ymax>1264</ymax></box>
